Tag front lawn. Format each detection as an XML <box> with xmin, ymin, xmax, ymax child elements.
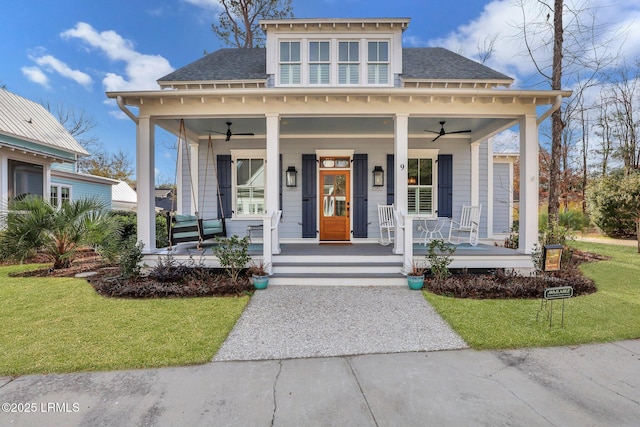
<box><xmin>0</xmin><ymin>264</ymin><xmax>248</xmax><ymax>376</ymax></box>
<box><xmin>424</xmin><ymin>241</ymin><xmax>640</xmax><ymax>349</ymax></box>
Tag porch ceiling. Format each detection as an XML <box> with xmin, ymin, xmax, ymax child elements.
<box><xmin>164</xmin><ymin>116</ymin><xmax>515</xmax><ymax>142</ymax></box>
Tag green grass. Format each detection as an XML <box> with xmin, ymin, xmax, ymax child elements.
<box><xmin>0</xmin><ymin>264</ymin><xmax>249</xmax><ymax>376</ymax></box>
<box><xmin>424</xmin><ymin>241</ymin><xmax>640</xmax><ymax>350</ymax></box>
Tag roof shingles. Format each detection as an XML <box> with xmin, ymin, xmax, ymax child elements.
<box><xmin>158</xmin><ymin>46</ymin><xmax>512</xmax><ymax>84</ymax></box>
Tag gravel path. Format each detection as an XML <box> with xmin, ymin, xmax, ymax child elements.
<box><xmin>214</xmin><ymin>286</ymin><xmax>468</xmax><ymax>361</ymax></box>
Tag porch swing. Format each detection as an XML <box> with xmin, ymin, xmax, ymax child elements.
<box><xmin>166</xmin><ymin>120</ymin><xmax>227</xmax><ymax>247</ymax></box>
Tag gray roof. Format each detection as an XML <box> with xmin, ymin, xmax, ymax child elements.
<box><xmin>0</xmin><ymin>88</ymin><xmax>88</xmax><ymax>156</ymax></box>
<box><xmin>159</xmin><ymin>49</ymin><xmax>268</xmax><ymax>83</ymax></box>
<box><xmin>158</xmin><ymin>46</ymin><xmax>512</xmax><ymax>84</ymax></box>
<box><xmin>402</xmin><ymin>47</ymin><xmax>512</xmax><ymax>81</ymax></box>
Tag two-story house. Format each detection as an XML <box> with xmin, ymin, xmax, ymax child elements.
<box><xmin>108</xmin><ymin>18</ymin><xmax>570</xmax><ymax>284</ymax></box>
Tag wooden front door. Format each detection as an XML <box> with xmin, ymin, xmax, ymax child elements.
<box><xmin>319</xmin><ymin>169</ymin><xmax>350</xmax><ymax>241</ymax></box>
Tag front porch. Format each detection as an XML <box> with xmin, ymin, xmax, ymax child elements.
<box><xmin>145</xmin><ymin>238</ymin><xmax>532</xmax><ymax>286</ymax></box>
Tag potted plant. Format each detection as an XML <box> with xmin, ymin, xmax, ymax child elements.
<box><xmin>405</xmin><ymin>259</ymin><xmax>426</xmax><ymax>290</ymax></box>
<box><xmin>248</xmin><ymin>258</ymin><xmax>270</xmax><ymax>289</ymax></box>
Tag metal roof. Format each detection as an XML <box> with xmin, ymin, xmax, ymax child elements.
<box><xmin>157</xmin><ymin>47</ymin><xmax>512</xmax><ymax>84</ymax></box>
<box><xmin>0</xmin><ymin>88</ymin><xmax>88</xmax><ymax>156</ymax></box>
<box><xmin>112</xmin><ymin>180</ymin><xmax>137</xmax><ymax>203</ymax></box>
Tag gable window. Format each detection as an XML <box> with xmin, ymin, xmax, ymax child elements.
<box><xmin>368</xmin><ymin>41</ymin><xmax>389</xmax><ymax>85</ymax></box>
<box><xmin>309</xmin><ymin>41</ymin><xmax>330</xmax><ymax>85</ymax></box>
<box><xmin>408</xmin><ymin>150</ymin><xmax>438</xmax><ymax>216</ymax></box>
<box><xmin>280</xmin><ymin>41</ymin><xmax>301</xmax><ymax>85</ymax></box>
<box><xmin>338</xmin><ymin>41</ymin><xmax>359</xmax><ymax>85</ymax></box>
<box><xmin>50</xmin><ymin>184</ymin><xmax>71</xmax><ymax>209</ymax></box>
<box><xmin>232</xmin><ymin>150</ymin><xmax>266</xmax><ymax>217</ymax></box>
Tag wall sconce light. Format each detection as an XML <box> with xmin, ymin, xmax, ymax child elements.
<box><xmin>286</xmin><ymin>166</ymin><xmax>297</xmax><ymax>187</ymax></box>
<box><xmin>372</xmin><ymin>166</ymin><xmax>384</xmax><ymax>187</ymax></box>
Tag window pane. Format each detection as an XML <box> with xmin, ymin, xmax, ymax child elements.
<box><xmin>8</xmin><ymin>160</ymin><xmax>43</xmax><ymax>200</ymax></box>
<box><xmin>280</xmin><ymin>42</ymin><xmax>290</xmax><ymax>62</ymax></box>
<box><xmin>379</xmin><ymin>42</ymin><xmax>388</xmax><ymax>61</ymax></box>
<box><xmin>310</xmin><ymin>42</ymin><xmax>319</xmax><ymax>62</ymax></box>
<box><xmin>61</xmin><ymin>187</ymin><xmax>70</xmax><ymax>201</ymax></box>
<box><xmin>419</xmin><ymin>159</ymin><xmax>432</xmax><ymax>185</ymax></box>
<box><xmin>50</xmin><ymin>186</ymin><xmax>58</xmax><ymax>207</ymax></box>
<box><xmin>320</xmin><ymin>41</ymin><xmax>329</xmax><ymax>61</ymax></box>
<box><xmin>350</xmin><ymin>42</ymin><xmax>359</xmax><ymax>60</ymax></box>
<box><xmin>339</xmin><ymin>42</ymin><xmax>348</xmax><ymax>61</ymax></box>
<box><xmin>237</xmin><ymin>159</ymin><xmax>250</xmax><ymax>185</ymax></box>
<box><xmin>290</xmin><ymin>41</ymin><xmax>300</xmax><ymax>61</ymax></box>
<box><xmin>408</xmin><ymin>159</ymin><xmax>418</xmax><ymax>184</ymax></box>
<box><xmin>250</xmin><ymin>159</ymin><xmax>264</xmax><ymax>186</ymax></box>
<box><xmin>368</xmin><ymin>42</ymin><xmax>378</xmax><ymax>61</ymax></box>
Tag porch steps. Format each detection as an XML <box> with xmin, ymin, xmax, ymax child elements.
<box><xmin>269</xmin><ymin>253</ymin><xmax>407</xmax><ymax>286</ymax></box>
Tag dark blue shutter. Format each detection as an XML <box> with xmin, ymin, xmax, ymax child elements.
<box><xmin>302</xmin><ymin>154</ymin><xmax>317</xmax><ymax>238</ymax></box>
<box><xmin>387</xmin><ymin>154</ymin><xmax>394</xmax><ymax>205</ymax></box>
<box><xmin>352</xmin><ymin>153</ymin><xmax>368</xmax><ymax>238</ymax></box>
<box><xmin>437</xmin><ymin>154</ymin><xmax>453</xmax><ymax>218</ymax></box>
<box><xmin>216</xmin><ymin>155</ymin><xmax>232</xmax><ymax>218</ymax></box>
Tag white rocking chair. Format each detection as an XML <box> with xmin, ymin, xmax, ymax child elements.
<box><xmin>378</xmin><ymin>204</ymin><xmax>395</xmax><ymax>246</ymax></box>
<box><xmin>448</xmin><ymin>205</ymin><xmax>482</xmax><ymax>246</ymax></box>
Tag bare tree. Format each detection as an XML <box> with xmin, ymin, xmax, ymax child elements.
<box><xmin>516</xmin><ymin>0</ymin><xmax>620</xmax><ymax>225</ymax></box>
<box><xmin>212</xmin><ymin>0</ymin><xmax>293</xmax><ymax>48</ymax></box>
<box><xmin>607</xmin><ymin>62</ymin><xmax>640</xmax><ymax>173</ymax></box>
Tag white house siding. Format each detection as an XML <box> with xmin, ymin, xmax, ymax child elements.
<box><xmin>188</xmin><ymin>135</ymin><xmax>488</xmax><ymax>241</ymax></box>
<box><xmin>493</xmin><ymin>162</ymin><xmax>512</xmax><ymax>234</ymax></box>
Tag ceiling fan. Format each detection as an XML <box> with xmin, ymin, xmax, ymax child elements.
<box><xmin>207</xmin><ymin>121</ymin><xmax>255</xmax><ymax>142</ymax></box>
<box><xmin>424</xmin><ymin>121</ymin><xmax>471</xmax><ymax>142</ymax></box>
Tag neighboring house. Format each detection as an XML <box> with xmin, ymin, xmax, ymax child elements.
<box><xmin>0</xmin><ymin>88</ymin><xmax>115</xmax><ymax>210</ymax></box>
<box><xmin>107</xmin><ymin>18</ymin><xmax>570</xmax><ymax>278</ymax></box>
<box><xmin>112</xmin><ymin>180</ymin><xmax>138</xmax><ymax>211</ymax></box>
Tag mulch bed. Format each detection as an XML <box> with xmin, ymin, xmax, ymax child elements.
<box><xmin>8</xmin><ymin>248</ymin><xmax>606</xmax><ymax>300</ymax></box>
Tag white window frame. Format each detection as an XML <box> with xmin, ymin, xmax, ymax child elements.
<box><xmin>367</xmin><ymin>40</ymin><xmax>390</xmax><ymax>85</ymax></box>
<box><xmin>279</xmin><ymin>41</ymin><xmax>301</xmax><ymax>86</ymax></box>
<box><xmin>50</xmin><ymin>184</ymin><xmax>72</xmax><ymax>209</ymax></box>
<box><xmin>407</xmin><ymin>149</ymin><xmax>439</xmax><ymax>217</ymax></box>
<box><xmin>308</xmin><ymin>40</ymin><xmax>330</xmax><ymax>85</ymax></box>
<box><xmin>338</xmin><ymin>40</ymin><xmax>360</xmax><ymax>86</ymax></box>
<box><xmin>230</xmin><ymin>149</ymin><xmax>267</xmax><ymax>219</ymax></box>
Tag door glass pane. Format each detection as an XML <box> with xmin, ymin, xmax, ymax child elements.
<box><xmin>323</xmin><ymin>175</ymin><xmax>335</xmax><ymax>216</ymax></box>
<box><xmin>419</xmin><ymin>159</ymin><xmax>432</xmax><ymax>185</ymax></box>
<box><xmin>335</xmin><ymin>174</ymin><xmax>346</xmax><ymax>216</ymax></box>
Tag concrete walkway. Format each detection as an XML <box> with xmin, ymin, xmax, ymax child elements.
<box><xmin>215</xmin><ymin>286</ymin><xmax>468</xmax><ymax>361</ymax></box>
<box><xmin>1</xmin><ymin>340</ymin><xmax>639</xmax><ymax>426</ymax></box>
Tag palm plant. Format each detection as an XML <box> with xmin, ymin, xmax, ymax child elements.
<box><xmin>0</xmin><ymin>196</ymin><xmax>121</xmax><ymax>269</ymax></box>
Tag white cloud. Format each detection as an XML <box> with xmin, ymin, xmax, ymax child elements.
<box><xmin>61</xmin><ymin>22</ymin><xmax>174</xmax><ymax>91</ymax></box>
<box><xmin>21</xmin><ymin>66</ymin><xmax>49</xmax><ymax>88</ymax></box>
<box><xmin>428</xmin><ymin>0</ymin><xmax>640</xmax><ymax>87</ymax></box>
<box><xmin>181</xmin><ymin>0</ymin><xmax>224</xmax><ymax>11</ymax></box>
<box><xmin>31</xmin><ymin>54</ymin><xmax>93</xmax><ymax>88</ymax></box>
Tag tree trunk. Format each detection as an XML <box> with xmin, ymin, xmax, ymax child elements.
<box><xmin>547</xmin><ymin>0</ymin><xmax>564</xmax><ymax>227</ymax></box>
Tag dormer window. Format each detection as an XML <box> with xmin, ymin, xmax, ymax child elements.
<box><xmin>309</xmin><ymin>41</ymin><xmax>330</xmax><ymax>85</ymax></box>
<box><xmin>338</xmin><ymin>41</ymin><xmax>359</xmax><ymax>85</ymax></box>
<box><xmin>367</xmin><ymin>41</ymin><xmax>389</xmax><ymax>85</ymax></box>
<box><xmin>280</xmin><ymin>41</ymin><xmax>301</xmax><ymax>85</ymax></box>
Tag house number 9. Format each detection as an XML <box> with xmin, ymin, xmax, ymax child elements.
<box><xmin>400</xmin><ymin>164</ymin><xmax>405</xmax><ymax>170</ymax></box>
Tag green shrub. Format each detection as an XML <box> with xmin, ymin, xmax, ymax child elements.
<box><xmin>586</xmin><ymin>171</ymin><xmax>640</xmax><ymax>237</ymax></box>
<box><xmin>426</xmin><ymin>239</ymin><xmax>455</xmax><ymax>282</ymax></box>
<box><xmin>119</xmin><ymin>237</ymin><xmax>144</xmax><ymax>279</ymax></box>
<box><xmin>109</xmin><ymin>211</ymin><xmax>169</xmax><ymax>249</ymax></box>
<box><xmin>212</xmin><ymin>235</ymin><xmax>251</xmax><ymax>284</ymax></box>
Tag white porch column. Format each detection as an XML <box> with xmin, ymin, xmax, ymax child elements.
<box><xmin>189</xmin><ymin>141</ymin><xmax>199</xmax><ymax>215</ymax></box>
<box><xmin>470</xmin><ymin>141</ymin><xmax>480</xmax><ymax>206</ymax></box>
<box><xmin>265</xmin><ymin>113</ymin><xmax>280</xmax><ymax>254</ymax></box>
<box><xmin>136</xmin><ymin>115</ymin><xmax>156</xmax><ymax>253</ymax></box>
<box><xmin>519</xmin><ymin>114</ymin><xmax>539</xmax><ymax>254</ymax></box>
<box><xmin>0</xmin><ymin>155</ymin><xmax>7</xmax><ymax>221</ymax></box>
<box><xmin>393</xmin><ymin>113</ymin><xmax>409</xmax><ymax>254</ymax></box>
<box><xmin>176</xmin><ymin>137</ymin><xmax>184</xmax><ymax>215</ymax></box>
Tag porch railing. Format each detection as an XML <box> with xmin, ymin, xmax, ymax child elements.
<box><xmin>262</xmin><ymin>210</ymin><xmax>282</xmax><ymax>274</ymax></box>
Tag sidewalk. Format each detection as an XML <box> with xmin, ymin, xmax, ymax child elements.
<box><xmin>1</xmin><ymin>340</ymin><xmax>639</xmax><ymax>426</ymax></box>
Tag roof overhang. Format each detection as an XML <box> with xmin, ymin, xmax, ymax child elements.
<box><xmin>0</xmin><ymin>139</ymin><xmax>76</xmax><ymax>163</ymax></box>
<box><xmin>260</xmin><ymin>18</ymin><xmax>411</xmax><ymax>32</ymax></box>
<box><xmin>108</xmin><ymin>87</ymin><xmax>571</xmax><ymax>109</ymax></box>
<box><xmin>51</xmin><ymin>169</ymin><xmax>119</xmax><ymax>186</ymax></box>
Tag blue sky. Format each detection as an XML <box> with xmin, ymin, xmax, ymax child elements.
<box><xmin>2</xmin><ymin>0</ymin><xmax>639</xmax><ymax>183</ymax></box>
